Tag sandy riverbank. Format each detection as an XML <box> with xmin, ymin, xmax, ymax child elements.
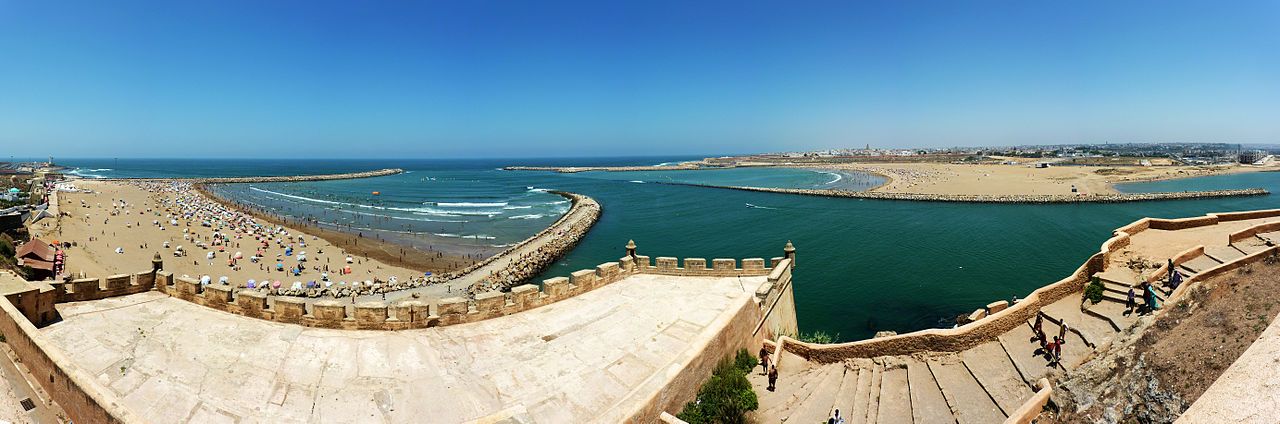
<box><xmin>813</xmin><ymin>161</ymin><xmax>1277</xmax><ymax>196</ymax></box>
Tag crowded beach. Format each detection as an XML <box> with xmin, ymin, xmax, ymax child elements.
<box><xmin>32</xmin><ymin>179</ymin><xmax>599</xmax><ymax>302</ymax></box>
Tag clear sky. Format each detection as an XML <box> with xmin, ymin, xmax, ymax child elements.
<box><xmin>1</xmin><ymin>1</ymin><xmax>1278</xmax><ymax>158</ymax></box>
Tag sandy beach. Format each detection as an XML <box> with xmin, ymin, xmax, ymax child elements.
<box><xmin>815</xmin><ymin>160</ymin><xmax>1277</xmax><ymax>196</ymax></box>
<box><xmin>29</xmin><ymin>179</ymin><xmax>598</xmax><ymax>302</ymax></box>
<box><xmin>34</xmin><ymin>180</ymin><xmax>428</xmax><ymax>290</ymax></box>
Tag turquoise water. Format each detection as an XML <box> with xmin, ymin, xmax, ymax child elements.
<box><xmin>57</xmin><ymin>158</ymin><xmax>1280</xmax><ymax>340</ymax></box>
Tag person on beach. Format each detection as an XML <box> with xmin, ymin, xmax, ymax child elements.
<box><xmin>767</xmin><ymin>365</ymin><xmax>778</xmax><ymax>392</ymax></box>
<box><xmin>1125</xmin><ymin>287</ymin><xmax>1136</xmax><ymax>314</ymax></box>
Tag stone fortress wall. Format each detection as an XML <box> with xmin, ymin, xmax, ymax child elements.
<box><xmin>0</xmin><ymin>243</ymin><xmax>799</xmax><ymax>424</ymax></box>
<box><xmin>664</xmin><ymin>182</ymin><xmax>1269</xmax><ymax>203</ymax></box>
<box><xmin>149</xmin><ymin>251</ymin><xmax>792</xmax><ymax>330</ymax></box>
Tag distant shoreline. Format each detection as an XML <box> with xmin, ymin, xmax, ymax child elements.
<box><xmin>660</xmin><ymin>182</ymin><xmax>1269</xmax><ymax>203</ymax></box>
<box><xmin>79</xmin><ymin>168</ymin><xmax>405</xmax><ymax>183</ymax></box>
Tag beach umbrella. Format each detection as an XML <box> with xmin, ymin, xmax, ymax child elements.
<box><xmin>247</xmin><ymin>281</ymin><xmax>256</xmax><ymax>289</ymax></box>
<box><xmin>234</xmin><ymin>252</ymin><xmax>243</xmax><ymax>259</ymax></box>
<box><xmin>219</xmin><ymin>276</ymin><xmax>229</xmax><ymax>285</ymax></box>
<box><xmin>115</xmin><ymin>247</ymin><xmax>124</xmax><ymax>254</ymax></box>
<box><xmin>273</xmin><ymin>280</ymin><xmax>282</xmax><ymax>288</ymax></box>
<box><xmin>291</xmin><ymin>281</ymin><xmax>303</xmax><ymax>290</ymax></box>
<box><xmin>200</xmin><ymin>275</ymin><xmax>211</xmax><ymax>285</ymax></box>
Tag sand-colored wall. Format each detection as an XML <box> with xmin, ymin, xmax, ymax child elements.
<box><xmin>780</xmin><ymin>253</ymin><xmax>1103</xmax><ymax>361</ymax></box>
<box><xmin>0</xmin><ymin>297</ymin><xmax>141</xmax><ymax>424</ymax></box>
<box><xmin>149</xmin><ymin>254</ymin><xmax>781</xmax><ymax>331</ymax></box>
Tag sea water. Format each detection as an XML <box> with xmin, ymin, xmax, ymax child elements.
<box><xmin>57</xmin><ymin>158</ymin><xmax>1280</xmax><ymax>340</ymax></box>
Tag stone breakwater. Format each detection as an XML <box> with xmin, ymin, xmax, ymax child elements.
<box><xmin>104</xmin><ymin>168</ymin><xmax>404</xmax><ymax>183</ymax></box>
<box><xmin>660</xmin><ymin>182</ymin><xmax>1269</xmax><ymax>203</ymax></box>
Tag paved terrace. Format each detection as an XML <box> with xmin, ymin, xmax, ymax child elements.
<box><xmin>752</xmin><ymin>210</ymin><xmax>1280</xmax><ymax>424</ymax></box>
<box><xmin>39</xmin><ymin>273</ymin><xmax>767</xmax><ymax>423</ymax></box>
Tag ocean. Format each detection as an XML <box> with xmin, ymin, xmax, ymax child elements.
<box><xmin>56</xmin><ymin>158</ymin><xmax>1280</xmax><ymax>340</ymax></box>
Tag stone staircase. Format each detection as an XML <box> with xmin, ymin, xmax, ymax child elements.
<box><xmin>750</xmin><ymin>234</ymin><xmax>1268</xmax><ymax>423</ymax></box>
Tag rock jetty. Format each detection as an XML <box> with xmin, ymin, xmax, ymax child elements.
<box><xmin>663</xmin><ymin>183</ymin><xmax>1269</xmax><ymax>203</ymax></box>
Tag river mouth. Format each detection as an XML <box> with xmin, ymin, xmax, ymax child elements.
<box><xmin>56</xmin><ymin>158</ymin><xmax>1280</xmax><ymax>341</ymax></box>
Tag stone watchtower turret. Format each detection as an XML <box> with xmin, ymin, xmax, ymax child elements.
<box><xmin>152</xmin><ymin>252</ymin><xmax>164</xmax><ymax>272</ymax></box>
<box><xmin>784</xmin><ymin>240</ymin><xmax>796</xmax><ymax>266</ymax></box>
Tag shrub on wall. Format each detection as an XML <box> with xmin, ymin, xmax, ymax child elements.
<box><xmin>1085</xmin><ymin>276</ymin><xmax>1105</xmax><ymax>304</ymax></box>
<box><xmin>677</xmin><ymin>349</ymin><xmax>759</xmax><ymax>424</ymax></box>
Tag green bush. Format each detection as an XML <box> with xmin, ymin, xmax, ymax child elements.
<box><xmin>677</xmin><ymin>349</ymin><xmax>759</xmax><ymax>424</ymax></box>
<box><xmin>1085</xmin><ymin>276</ymin><xmax>1105</xmax><ymax>304</ymax></box>
<box><xmin>798</xmin><ymin>330</ymin><xmax>840</xmax><ymax>344</ymax></box>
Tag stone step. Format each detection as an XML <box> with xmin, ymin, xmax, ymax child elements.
<box><xmin>1093</xmin><ymin>270</ymin><xmax>1137</xmax><ymax>287</ymax></box>
<box><xmin>997</xmin><ymin>323</ymin><xmax>1056</xmax><ymax>386</ymax></box>
<box><xmin>928</xmin><ymin>356</ymin><xmax>1006</xmax><ymax>424</ymax></box>
<box><xmin>905</xmin><ymin>357</ymin><xmax>955</xmax><ymax>424</ymax></box>
<box><xmin>1039</xmin><ymin>296</ymin><xmax>1114</xmax><ymax>349</ymax></box>
<box><xmin>1181</xmin><ymin>255</ymin><xmax>1222</xmax><ymax>274</ymax></box>
<box><xmin>754</xmin><ymin>365</ymin><xmax>827</xmax><ymax>418</ymax></box>
<box><xmin>1036</xmin><ymin>318</ymin><xmax>1094</xmax><ymax>370</ymax></box>
<box><xmin>1083</xmin><ymin>298</ymin><xmax>1141</xmax><ymax>334</ymax></box>
<box><xmin>1258</xmin><ymin>231</ymin><xmax>1280</xmax><ymax>244</ymax></box>
<box><xmin>847</xmin><ymin>363</ymin><xmax>875</xmax><ymax>424</ymax></box>
<box><xmin>961</xmin><ymin>342</ymin><xmax>1035</xmax><ymax>416</ymax></box>
<box><xmin>1204</xmin><ymin>245</ymin><xmax>1246</xmax><ymax>263</ymax></box>
<box><xmin>876</xmin><ymin>362</ymin><xmax>913</xmax><ymax>424</ymax></box>
<box><xmin>1235</xmin><ymin>240</ymin><xmax>1271</xmax><ymax>255</ymax></box>
<box><xmin>863</xmin><ymin>362</ymin><xmax>884</xmax><ymax>424</ymax></box>
<box><xmin>830</xmin><ymin>363</ymin><xmax>864</xmax><ymax>424</ymax></box>
<box><xmin>789</xmin><ymin>364</ymin><xmax>848</xmax><ymax>424</ymax></box>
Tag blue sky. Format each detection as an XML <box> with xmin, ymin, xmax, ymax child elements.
<box><xmin>1</xmin><ymin>1</ymin><xmax>1278</xmax><ymax>158</ymax></box>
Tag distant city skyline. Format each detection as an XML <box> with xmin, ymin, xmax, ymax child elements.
<box><xmin>2</xmin><ymin>1</ymin><xmax>1278</xmax><ymax>158</ymax></box>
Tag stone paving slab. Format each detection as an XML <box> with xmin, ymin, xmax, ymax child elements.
<box><xmin>829</xmin><ymin>363</ymin><xmax>861</xmax><ymax>423</ymax></box>
<box><xmin>41</xmin><ymin>274</ymin><xmax>768</xmax><ymax>424</ymax></box>
<box><xmin>927</xmin><ymin>357</ymin><xmax>1005</xmax><ymax>424</ymax></box>
<box><xmin>790</xmin><ymin>365</ymin><xmax>846</xmax><ymax>424</ymax></box>
<box><xmin>997</xmin><ymin>324</ymin><xmax>1054</xmax><ymax>385</ymax></box>
<box><xmin>904</xmin><ymin>357</ymin><xmax>952</xmax><ymax>424</ymax></box>
<box><xmin>1041</xmin><ymin>297</ymin><xmax>1112</xmax><ymax>348</ymax></box>
<box><xmin>1037</xmin><ymin>318</ymin><xmax>1094</xmax><ymax>369</ymax></box>
<box><xmin>876</xmin><ymin>364</ymin><xmax>912</xmax><ymax>424</ymax></box>
<box><xmin>1235</xmin><ymin>240</ymin><xmax>1272</xmax><ymax>255</ymax></box>
<box><xmin>1181</xmin><ymin>255</ymin><xmax>1223</xmax><ymax>273</ymax></box>
<box><xmin>847</xmin><ymin>364</ymin><xmax>874</xmax><ymax>424</ymax></box>
<box><xmin>1257</xmin><ymin>230</ymin><xmax>1280</xmax><ymax>244</ymax></box>
<box><xmin>1085</xmin><ymin>298</ymin><xmax>1140</xmax><ymax>332</ymax></box>
<box><xmin>1204</xmin><ymin>245</ymin><xmax>1246</xmax><ymax>263</ymax></box>
<box><xmin>863</xmin><ymin>362</ymin><xmax>884</xmax><ymax>424</ymax></box>
<box><xmin>960</xmin><ymin>342</ymin><xmax>1033</xmax><ymax>416</ymax></box>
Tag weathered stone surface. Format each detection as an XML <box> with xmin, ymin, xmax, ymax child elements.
<box><xmin>41</xmin><ymin>273</ymin><xmax>771</xmax><ymax>423</ymax></box>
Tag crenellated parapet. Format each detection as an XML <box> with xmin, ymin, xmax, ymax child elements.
<box><xmin>142</xmin><ymin>241</ymin><xmax>796</xmax><ymax>331</ymax></box>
